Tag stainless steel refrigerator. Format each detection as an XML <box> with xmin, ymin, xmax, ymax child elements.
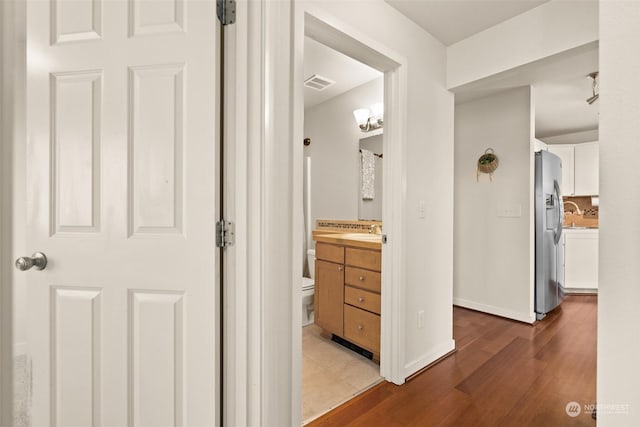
<box><xmin>535</xmin><ymin>150</ymin><xmax>565</xmax><ymax>320</ymax></box>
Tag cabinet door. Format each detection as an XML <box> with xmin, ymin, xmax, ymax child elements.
<box><xmin>548</xmin><ymin>145</ymin><xmax>575</xmax><ymax>196</ymax></box>
<box><xmin>574</xmin><ymin>142</ymin><xmax>599</xmax><ymax>195</ymax></box>
<box><xmin>565</xmin><ymin>231</ymin><xmax>599</xmax><ymax>290</ymax></box>
<box><xmin>533</xmin><ymin>138</ymin><xmax>549</xmax><ymax>152</ymax></box>
<box><xmin>314</xmin><ymin>260</ymin><xmax>344</xmax><ymax>335</ymax></box>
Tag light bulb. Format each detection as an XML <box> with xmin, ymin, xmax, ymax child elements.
<box><xmin>371</xmin><ymin>102</ymin><xmax>384</xmax><ymax>120</ymax></box>
<box><xmin>353</xmin><ymin>108</ymin><xmax>370</xmax><ymax>126</ymax></box>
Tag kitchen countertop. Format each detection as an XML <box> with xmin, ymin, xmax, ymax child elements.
<box><xmin>313</xmin><ymin>232</ymin><xmax>382</xmax><ymax>250</ymax></box>
<box><xmin>563</xmin><ymin>227</ymin><xmax>599</xmax><ymax>231</ymax></box>
<box><xmin>562</xmin><ymin>227</ymin><xmax>598</xmax><ymax>233</ymax></box>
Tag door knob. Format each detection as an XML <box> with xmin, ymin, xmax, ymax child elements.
<box><xmin>15</xmin><ymin>252</ymin><xmax>48</xmax><ymax>271</ymax></box>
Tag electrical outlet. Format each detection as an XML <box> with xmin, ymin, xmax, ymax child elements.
<box><xmin>417</xmin><ymin>310</ymin><xmax>425</xmax><ymax>329</ymax></box>
<box><xmin>418</xmin><ymin>201</ymin><xmax>426</xmax><ymax>219</ymax></box>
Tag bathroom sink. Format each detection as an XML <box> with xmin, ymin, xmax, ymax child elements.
<box><xmin>339</xmin><ymin>233</ymin><xmax>382</xmax><ymax>241</ymax></box>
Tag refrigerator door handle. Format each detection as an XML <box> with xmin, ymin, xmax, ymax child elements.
<box><xmin>554</xmin><ymin>179</ymin><xmax>563</xmax><ymax>244</ymax></box>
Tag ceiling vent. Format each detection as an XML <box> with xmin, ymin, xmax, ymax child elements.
<box><xmin>304</xmin><ymin>74</ymin><xmax>335</xmax><ymax>91</ymax></box>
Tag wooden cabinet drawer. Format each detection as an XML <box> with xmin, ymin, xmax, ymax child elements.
<box><xmin>344</xmin><ymin>286</ymin><xmax>380</xmax><ymax>315</ymax></box>
<box><xmin>344</xmin><ymin>305</ymin><xmax>380</xmax><ymax>354</ymax></box>
<box><xmin>345</xmin><ymin>267</ymin><xmax>381</xmax><ymax>293</ymax></box>
<box><xmin>316</xmin><ymin>242</ymin><xmax>344</xmax><ymax>264</ymax></box>
<box><xmin>345</xmin><ymin>247</ymin><xmax>380</xmax><ymax>271</ymax></box>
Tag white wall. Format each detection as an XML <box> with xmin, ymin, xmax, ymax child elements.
<box><xmin>447</xmin><ymin>0</ymin><xmax>599</xmax><ymax>89</ymax></box>
<box><xmin>303</xmin><ymin>77</ymin><xmax>383</xmax><ymax>231</ymax></box>
<box><xmin>299</xmin><ymin>0</ymin><xmax>455</xmax><ymax>378</ymax></box>
<box><xmin>598</xmin><ymin>1</ymin><xmax>640</xmax><ymax>424</ymax></box>
<box><xmin>454</xmin><ymin>87</ymin><xmax>535</xmax><ymax>323</ymax></box>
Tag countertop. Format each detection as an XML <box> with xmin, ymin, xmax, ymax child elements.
<box><xmin>563</xmin><ymin>226</ymin><xmax>599</xmax><ymax>230</ymax></box>
<box><xmin>313</xmin><ymin>231</ymin><xmax>382</xmax><ymax>250</ymax></box>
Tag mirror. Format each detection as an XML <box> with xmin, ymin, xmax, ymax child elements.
<box><xmin>358</xmin><ymin>133</ymin><xmax>383</xmax><ymax>221</ymax></box>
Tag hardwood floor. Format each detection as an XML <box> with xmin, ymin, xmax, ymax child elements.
<box><xmin>307</xmin><ymin>295</ymin><xmax>597</xmax><ymax>426</ymax></box>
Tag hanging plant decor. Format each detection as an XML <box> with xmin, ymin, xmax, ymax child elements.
<box><xmin>477</xmin><ymin>148</ymin><xmax>499</xmax><ymax>182</ymax></box>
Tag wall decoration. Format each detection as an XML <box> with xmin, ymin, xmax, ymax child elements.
<box><xmin>477</xmin><ymin>148</ymin><xmax>499</xmax><ymax>182</ymax></box>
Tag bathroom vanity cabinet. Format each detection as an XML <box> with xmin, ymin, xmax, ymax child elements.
<box><xmin>314</xmin><ymin>239</ymin><xmax>382</xmax><ymax>360</ymax></box>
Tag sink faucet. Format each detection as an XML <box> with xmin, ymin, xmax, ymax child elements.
<box><xmin>563</xmin><ymin>201</ymin><xmax>583</xmax><ymax>215</ymax></box>
<box><xmin>369</xmin><ymin>224</ymin><xmax>382</xmax><ymax>235</ymax></box>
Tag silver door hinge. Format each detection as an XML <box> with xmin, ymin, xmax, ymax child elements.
<box><xmin>217</xmin><ymin>0</ymin><xmax>236</xmax><ymax>26</ymax></box>
<box><xmin>216</xmin><ymin>219</ymin><xmax>235</xmax><ymax>248</ymax></box>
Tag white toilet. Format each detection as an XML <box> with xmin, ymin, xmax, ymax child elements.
<box><xmin>302</xmin><ymin>249</ymin><xmax>315</xmax><ymax>326</ymax></box>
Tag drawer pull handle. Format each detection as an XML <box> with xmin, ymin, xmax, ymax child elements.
<box><xmin>359</xmin><ymin>276</ymin><xmax>364</xmax><ymax>281</ymax></box>
<box><xmin>358</xmin><ymin>297</ymin><xmax>365</xmax><ymax>302</ymax></box>
<box><xmin>338</xmin><ymin>266</ymin><xmax>343</xmax><ymax>271</ymax></box>
<box><xmin>357</xmin><ymin>325</ymin><xmax>364</xmax><ymax>331</ymax></box>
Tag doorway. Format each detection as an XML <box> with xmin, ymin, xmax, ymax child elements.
<box><xmin>301</xmin><ymin>35</ymin><xmax>384</xmax><ymax>423</ymax></box>
<box><xmin>294</xmin><ymin>8</ymin><xmax>409</xmax><ymax>424</ymax></box>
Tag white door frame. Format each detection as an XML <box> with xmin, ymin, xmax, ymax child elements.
<box><xmin>1</xmin><ymin>1</ymin><xmax>17</xmax><ymax>424</ymax></box>
<box><xmin>294</xmin><ymin>7</ymin><xmax>409</xmax><ymax>385</ymax></box>
<box><xmin>223</xmin><ymin>0</ymin><xmax>300</xmax><ymax>425</ymax></box>
<box><xmin>226</xmin><ymin>3</ymin><xmax>409</xmax><ymax>424</ymax></box>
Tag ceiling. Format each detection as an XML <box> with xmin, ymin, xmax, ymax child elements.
<box><xmin>304</xmin><ymin>37</ymin><xmax>382</xmax><ymax>110</ymax></box>
<box><xmin>535</xmin><ymin>73</ymin><xmax>599</xmax><ymax>139</ymax></box>
<box><xmin>384</xmin><ymin>0</ymin><xmax>550</xmax><ymax>46</ymax></box>
<box><xmin>452</xmin><ymin>42</ymin><xmax>599</xmax><ymax>139</ymax></box>
<box><xmin>303</xmin><ymin>1</ymin><xmax>598</xmax><ymax>139</ymax></box>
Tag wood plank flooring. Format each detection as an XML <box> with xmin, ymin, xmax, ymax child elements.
<box><xmin>307</xmin><ymin>295</ymin><xmax>597</xmax><ymax>426</ymax></box>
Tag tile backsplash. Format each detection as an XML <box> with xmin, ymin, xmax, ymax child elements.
<box><xmin>315</xmin><ymin>219</ymin><xmax>382</xmax><ymax>233</ymax></box>
<box><xmin>563</xmin><ymin>195</ymin><xmax>598</xmax><ymax>227</ymax></box>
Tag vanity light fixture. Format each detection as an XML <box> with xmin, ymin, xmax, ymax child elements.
<box><xmin>586</xmin><ymin>71</ymin><xmax>599</xmax><ymax>105</ymax></box>
<box><xmin>353</xmin><ymin>102</ymin><xmax>384</xmax><ymax>132</ymax></box>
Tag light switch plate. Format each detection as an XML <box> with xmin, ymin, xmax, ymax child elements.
<box><xmin>498</xmin><ymin>204</ymin><xmax>522</xmax><ymax>218</ymax></box>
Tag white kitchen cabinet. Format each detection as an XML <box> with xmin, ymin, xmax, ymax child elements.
<box><xmin>574</xmin><ymin>141</ymin><xmax>599</xmax><ymax>195</ymax></box>
<box><xmin>548</xmin><ymin>145</ymin><xmax>575</xmax><ymax>196</ymax></box>
<box><xmin>548</xmin><ymin>142</ymin><xmax>599</xmax><ymax>196</ymax></box>
<box><xmin>564</xmin><ymin>229</ymin><xmax>598</xmax><ymax>291</ymax></box>
<box><xmin>533</xmin><ymin>138</ymin><xmax>548</xmax><ymax>152</ymax></box>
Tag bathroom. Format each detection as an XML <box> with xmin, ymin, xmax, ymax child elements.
<box><xmin>300</xmin><ymin>36</ymin><xmax>385</xmax><ymax>423</ymax></box>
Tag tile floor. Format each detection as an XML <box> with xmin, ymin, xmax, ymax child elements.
<box><xmin>302</xmin><ymin>324</ymin><xmax>382</xmax><ymax>425</ymax></box>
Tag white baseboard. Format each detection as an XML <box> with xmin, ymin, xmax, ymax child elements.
<box><xmin>566</xmin><ymin>282</ymin><xmax>598</xmax><ymax>291</ymax></box>
<box><xmin>13</xmin><ymin>342</ymin><xmax>27</xmax><ymax>357</ymax></box>
<box><xmin>403</xmin><ymin>339</ymin><xmax>455</xmax><ymax>380</ymax></box>
<box><xmin>565</xmin><ymin>288</ymin><xmax>598</xmax><ymax>295</ymax></box>
<box><xmin>453</xmin><ymin>297</ymin><xmax>536</xmax><ymax>324</ymax></box>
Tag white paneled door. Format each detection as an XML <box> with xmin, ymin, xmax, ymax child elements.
<box><xmin>25</xmin><ymin>0</ymin><xmax>220</xmax><ymax>426</ymax></box>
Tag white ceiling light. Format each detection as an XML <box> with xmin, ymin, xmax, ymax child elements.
<box><xmin>353</xmin><ymin>102</ymin><xmax>384</xmax><ymax>132</ymax></box>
